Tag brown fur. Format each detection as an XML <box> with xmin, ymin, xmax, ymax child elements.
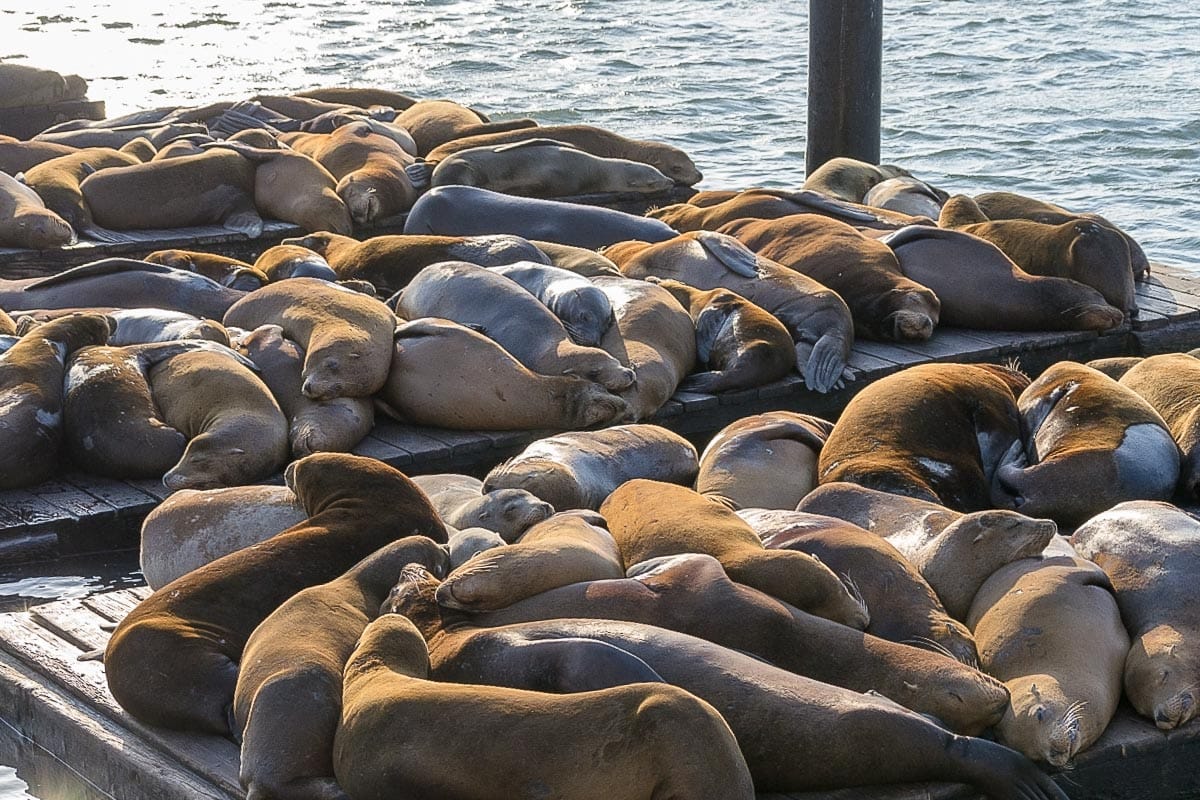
<box><xmin>1118</xmin><ymin>353</ymin><xmax>1200</xmax><ymax>498</ymax></box>
<box><xmin>294</xmin><ymin>86</ymin><xmax>418</xmax><ymax>110</ymax></box>
<box><xmin>0</xmin><ymin>171</ymin><xmax>73</xmax><ymax>249</ymax></box>
<box><xmin>393</xmin><ymin>99</ymin><xmax>536</xmax><ymax>156</ymax></box>
<box><xmin>648</xmin><ymin>187</ymin><xmax>927</xmax><ymax>232</ymax></box>
<box><xmin>144</xmin><ymin>249</ymin><xmax>267</xmax><ymax>291</ymax></box>
<box><xmin>802</xmin><ymin>157</ymin><xmax>912</xmax><ymax>202</ymax></box>
<box><xmin>0</xmin><ymin>139</ymin><xmax>78</xmax><ymax>175</ymax></box>
<box><xmin>22</xmin><ymin>147</ymin><xmax>141</xmax><ymax>234</ymax></box>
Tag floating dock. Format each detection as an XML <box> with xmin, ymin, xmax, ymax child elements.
<box><xmin>0</xmin><ymin>587</ymin><xmax>1196</xmax><ymax>800</ymax></box>
<box><xmin>1</xmin><ymin>262</ymin><xmax>1197</xmax><ymax>566</ymax></box>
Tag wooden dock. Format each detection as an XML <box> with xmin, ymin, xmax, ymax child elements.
<box><xmin>1</xmin><ymin>262</ymin><xmax>1198</xmax><ymax>566</ymax></box>
<box><xmin>0</xmin><ymin>587</ymin><xmax>1196</xmax><ymax>800</ymax></box>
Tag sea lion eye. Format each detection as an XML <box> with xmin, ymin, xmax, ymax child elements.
<box><xmin>1035</xmin><ymin>706</ymin><xmax>1046</xmax><ymax>722</ymax></box>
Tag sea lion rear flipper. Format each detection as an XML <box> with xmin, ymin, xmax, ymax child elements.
<box><xmin>492</xmin><ymin>138</ymin><xmax>582</xmax><ymax>154</ymax></box>
<box><xmin>797</xmin><ymin>333</ymin><xmax>851</xmax><ymax>394</ymax></box>
<box><xmin>695</xmin><ymin>232</ymin><xmax>759</xmax><ymax>278</ymax></box>
<box><xmin>404</xmin><ymin>160</ymin><xmax>432</xmax><ymax>190</ymax></box>
<box><xmin>80</xmin><ymin>225</ymin><xmax>137</xmax><ymax>244</ymax></box>
<box><xmin>24</xmin><ymin>258</ymin><xmax>177</xmax><ymax>290</ymax></box>
<box><xmin>781</xmin><ymin>189</ymin><xmax>884</xmax><ymax>223</ymax></box>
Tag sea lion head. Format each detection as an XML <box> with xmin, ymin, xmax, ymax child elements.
<box><xmin>1124</xmin><ymin>625</ymin><xmax>1200</xmax><ymax>731</ymax></box>
<box><xmin>301</xmin><ymin>335</ymin><xmax>372</xmax><ymax>400</ymax></box>
<box><xmin>446</xmin><ymin>527</ymin><xmax>507</xmax><ymax>569</ymax></box>
<box><xmin>483</xmin><ymin>456</ymin><xmax>584</xmax><ymax>511</ymax></box>
<box><xmin>567</xmin><ymin>381</ymin><xmax>630</xmax><ymax>429</ymax></box>
<box><xmin>457</xmin><ymin>488</ymin><xmax>555</xmax><ymax>543</ymax></box>
<box><xmin>644</xmin><ymin>143</ymin><xmax>703</xmax><ymax>186</ymax></box>
<box><xmin>1000</xmin><ymin>677</ymin><xmax>1086</xmax><ymax>767</ymax></box>
<box><xmin>162</xmin><ymin>432</ymin><xmax>250</xmax><ymax>491</ymax></box>
<box><xmin>554</xmin><ymin>286</ymin><xmax>616</xmax><ymax>347</ymax></box>
<box><xmin>338</xmin><ymin>174</ymin><xmax>384</xmax><ymax>226</ymax></box>
<box><xmin>381</xmin><ymin>561</ymin><xmax>457</xmax><ymax>639</ymax></box>
<box><xmin>878</xmin><ymin>287</ymin><xmax>940</xmax><ymax>342</ymax></box>
<box><xmin>562</xmin><ymin>351</ymin><xmax>636</xmax><ymax>393</ymax></box>
<box><xmin>17</xmin><ymin>210</ymin><xmax>74</xmax><ymax>249</ymax></box>
<box><xmin>1067</xmin><ymin>220</ymin><xmax>1136</xmax><ymax>318</ymax></box>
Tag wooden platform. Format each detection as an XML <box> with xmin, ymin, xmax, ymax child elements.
<box><xmin>2</xmin><ymin>263</ymin><xmax>1199</xmax><ymax>566</ymax></box>
<box><xmin>0</xmin><ymin>588</ymin><xmax>1197</xmax><ymax>800</ymax></box>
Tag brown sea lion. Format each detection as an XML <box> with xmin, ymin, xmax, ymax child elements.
<box><xmin>532</xmin><ymin>239</ymin><xmax>623</xmax><ymax>277</ymax></box>
<box><xmin>461</xmin><ymin>552</ymin><xmax>1008</xmax><ymax>735</ymax></box>
<box><xmin>1117</xmin><ymin>353</ymin><xmax>1200</xmax><ymax>499</ymax></box>
<box><xmin>390</xmin><ymin>569</ymin><xmax>1065</xmax><ymax>800</ymax></box>
<box><xmin>148</xmin><ymin>347</ymin><xmax>289</xmax><ymax>490</ymax></box>
<box><xmin>592</xmin><ymin>275</ymin><xmax>698</xmax><ymax>419</ymax></box>
<box><xmin>798</xmin><ymin>481</ymin><xmax>1058</xmax><ymax>622</ymax></box>
<box><xmin>721</xmin><ymin>213</ymin><xmax>942</xmax><ymax>342</ymax></box>
<box><xmin>393</xmin><ymin>99</ymin><xmax>539</xmax><ymax>156</ymax></box>
<box><xmin>252</xmin><ymin>244</ymin><xmax>338</xmax><ymax>283</ymax></box>
<box><xmin>139</xmin><ymin>485</ymin><xmax>307</xmax><ymax>589</ymax></box>
<box><xmin>819</xmin><ymin>363</ymin><xmax>1028</xmax><ymax>512</ymax></box>
<box><xmin>436</xmin><ymin>510</ymin><xmax>625</xmax><ymax>611</ymax></box>
<box><xmin>863</xmin><ymin>176</ymin><xmax>947</xmax><ymax>218</ymax></box>
<box><xmin>235</xmin><ymin>324</ymin><xmax>374</xmax><ymax>458</ymax></box>
<box><xmin>294</xmin><ymin>86</ymin><xmax>419</xmax><ymax>110</ymax></box>
<box><xmin>993</xmin><ymin>361</ymin><xmax>1179</xmax><ymax>526</ymax></box>
<box><xmin>0</xmin><ymin>139</ymin><xmax>78</xmax><ymax>176</ymax></box>
<box><xmin>654</xmin><ymin>278</ymin><xmax>796</xmax><ymax>393</ymax></box>
<box><xmin>335</xmin><ymin>612</ymin><xmax>755</xmax><ymax>800</ymax></box>
<box><xmin>411</xmin><ymin>473</ymin><xmax>553</xmax><ymax>543</ymax></box>
<box><xmin>424</xmin><ymin>123</ymin><xmax>703</xmax><ymax>185</ymax></box>
<box><xmin>601</xmin><ymin>479</ymin><xmax>868</xmax><ymax>628</ymax></box>
<box><xmin>283</xmin><ymin>231</ymin><xmax>548</xmax><ymax>296</ymax></box>
<box><xmin>974</xmin><ymin>190</ymin><xmax>1150</xmax><ymax>281</ymax></box>
<box><xmin>0</xmin><ymin>63</ymin><xmax>78</xmax><ymax>107</ymax></box>
<box><xmin>613</xmin><ymin>231</ymin><xmax>854</xmax><ymax>393</ymax></box>
<box><xmin>103</xmin><ymin>452</ymin><xmax>448</xmax><ymax>736</ymax></box>
<box><xmin>647</xmin><ymin>187</ymin><xmax>929</xmax><ymax>232</ymax></box>
<box><xmin>695</xmin><ymin>411</ymin><xmax>833</xmax><ymax>510</ymax></box>
<box><xmin>223</xmin><ymin>277</ymin><xmax>397</xmax><ymax>400</ymax></box>
<box><xmin>881</xmin><ymin>225</ymin><xmax>1124</xmax><ymax>331</ymax></box>
<box><xmin>430</xmin><ymin>138</ymin><xmax>674</xmax><ymax>197</ymax></box>
<box><xmin>0</xmin><ymin>313</ymin><xmax>113</xmax><ymax>488</ymax></box>
<box><xmin>483</xmin><ymin>425</ymin><xmax>698</xmax><ymax>511</ymax></box>
<box><xmin>939</xmin><ymin>195</ymin><xmax>1136</xmax><ymax>317</ymax></box>
<box><xmin>234</xmin><ymin>537</ymin><xmax>450</xmax><ymax>800</ymax></box>
<box><xmin>381</xmin><ymin>317</ymin><xmax>629</xmax><ymax>432</ymax></box>
<box><xmin>248</xmin><ymin>94</ymin><xmax>354</xmax><ymax>120</ymax></box>
<box><xmin>0</xmin><ymin>309</ymin><xmax>14</xmax><ymax>336</ymax></box>
<box><xmin>802</xmin><ymin>156</ymin><xmax>913</xmax><ymax>202</ymax></box>
<box><xmin>1072</xmin><ymin>501</ymin><xmax>1200</xmax><ymax>730</ymax></box>
<box><xmin>394</xmin><ymin>261</ymin><xmax>635</xmax><ymax>392</ymax></box>
<box><xmin>741</xmin><ymin>509</ymin><xmax>979</xmax><ymax>666</ymax></box>
<box><xmin>79</xmin><ymin>149</ymin><xmax>263</xmax><ymax>236</ymax></box>
<box><xmin>1086</xmin><ymin>355</ymin><xmax>1144</xmax><ymax>380</ymax></box>
<box><xmin>143</xmin><ymin>249</ymin><xmax>268</xmax><ymax>291</ymax></box>
<box><xmin>0</xmin><ymin>171</ymin><xmax>74</xmax><ymax>249</ymax></box>
<box><xmin>21</xmin><ymin>146</ymin><xmax>142</xmax><ymax>238</ymax></box>
<box><xmin>968</xmin><ymin>556</ymin><xmax>1128</xmax><ymax>767</ymax></box>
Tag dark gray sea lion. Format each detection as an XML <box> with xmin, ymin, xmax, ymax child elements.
<box><xmin>489</xmin><ymin>260</ymin><xmax>615</xmax><ymax>346</ymax></box>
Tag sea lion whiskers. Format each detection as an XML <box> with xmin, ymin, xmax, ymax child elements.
<box><xmin>838</xmin><ymin>572</ymin><xmax>870</xmax><ymax>623</ymax></box>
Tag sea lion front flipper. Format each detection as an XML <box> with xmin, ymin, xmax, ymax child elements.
<box><xmin>781</xmin><ymin>189</ymin><xmax>884</xmax><ymax>223</ymax></box>
<box><xmin>404</xmin><ymin>160</ymin><xmax>432</xmax><ymax>190</ymax></box>
<box><xmin>797</xmin><ymin>333</ymin><xmax>851</xmax><ymax>394</ymax></box>
<box><xmin>695</xmin><ymin>231</ymin><xmax>759</xmax><ymax>278</ymax></box>
<box><xmin>24</xmin><ymin>257</ymin><xmax>177</xmax><ymax>290</ymax></box>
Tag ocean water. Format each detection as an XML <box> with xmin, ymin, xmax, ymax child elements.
<box><xmin>1</xmin><ymin>0</ymin><xmax>1197</xmax><ymax>266</ymax></box>
<box><xmin>0</xmin><ymin>3</ymin><xmax>1197</xmax><ymax>795</ymax></box>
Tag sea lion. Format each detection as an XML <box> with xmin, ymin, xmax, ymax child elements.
<box><xmin>1117</xmin><ymin>353</ymin><xmax>1200</xmax><ymax>499</ymax></box>
<box><xmin>104</xmin><ymin>453</ymin><xmax>448</xmax><ymax>735</ymax></box>
<box><xmin>430</xmin><ymin>138</ymin><xmax>675</xmax><ymax>197</ymax></box>
<box><xmin>532</xmin><ymin>239</ymin><xmax>623</xmax><ymax>277</ymax></box>
<box><xmin>21</xmin><ymin>146</ymin><xmax>142</xmax><ymax>238</ymax></box>
<box><xmin>63</xmin><ymin>340</ymin><xmax>242</xmax><ymax>480</ymax></box>
<box><xmin>741</xmin><ymin>508</ymin><xmax>979</xmax><ymax>666</ymax></box>
<box><xmin>294</xmin><ymin>86</ymin><xmax>419</xmax><ymax>110</ymax></box>
<box><xmin>863</xmin><ymin>175</ymin><xmax>947</xmax><ymax>218</ymax></box>
<box><xmin>234</xmin><ymin>537</ymin><xmax>450</xmax><ymax>800</ymax></box>
<box><xmin>404</xmin><ymin>185</ymin><xmax>680</xmax><ymax>249</ymax></box>
<box><xmin>0</xmin><ymin>309</ymin><xmax>14</xmax><ymax>336</ymax></box>
<box><xmin>424</xmin><ymin>123</ymin><xmax>703</xmax><ymax>185</ymax></box>
<box><xmin>436</xmin><ymin>510</ymin><xmax>625</xmax><ymax>611</ymax></box>
<box><xmin>819</xmin><ymin>362</ymin><xmax>1028</xmax><ymax>512</ymax></box>
<box><xmin>150</xmin><ymin>138</ymin><xmax>206</xmax><ymax>161</ymax></box>
<box><xmin>393</xmin><ymin>99</ymin><xmax>538</xmax><ymax>156</ymax></box>
<box><xmin>993</xmin><ymin>361</ymin><xmax>1180</xmax><ymax>526</ymax></box>
<box><xmin>0</xmin><ymin>139</ymin><xmax>78</xmax><ymax>176</ymax></box>
<box><xmin>201</xmin><ymin>141</ymin><xmax>353</xmax><ymax>235</ymax></box>
<box><xmin>390</xmin><ymin>571</ymin><xmax>1064</xmax><ymax>800</ymax></box>
<box><xmin>411</xmin><ymin>473</ymin><xmax>553</xmax><ymax>543</ymax></box>
<box><xmin>968</xmin><ymin>555</ymin><xmax>1128</xmax><ymax>767</ymax></box>
<box><xmin>798</xmin><ymin>482</ymin><xmax>1058</xmax><ymax>622</ymax></box>
<box><xmin>592</xmin><ymin>275</ymin><xmax>698</xmax><ymax>419</ymax></box>
<box><xmin>33</xmin><ymin>123</ymin><xmax>208</xmax><ymax>150</ymax></box>
<box><xmin>601</xmin><ymin>479</ymin><xmax>868</xmax><ymax>628</ymax></box>
<box><xmin>252</xmin><ymin>244</ymin><xmax>339</xmax><ymax>283</ymax></box>
<box><xmin>282</xmin><ymin>231</ymin><xmax>548</xmax><ymax>296</ymax></box>
<box><xmin>881</xmin><ymin>225</ymin><xmax>1125</xmax><ymax>331</ymax></box>
<box><xmin>646</xmin><ymin>187</ymin><xmax>928</xmax><ymax>232</ymax></box>
<box><xmin>484</xmin><ymin>425</ymin><xmax>699</xmax><ymax>511</ymax></box>
<box><xmin>143</xmin><ymin>249</ymin><xmax>268</xmax><ymax>291</ymax></box>
<box><xmin>721</xmin><ymin>213</ymin><xmax>942</xmax><ymax>342</ymax></box>
<box><xmin>654</xmin><ymin>278</ymin><xmax>796</xmax><ymax>393</ymax></box>
<box><xmin>235</xmin><ymin>324</ymin><xmax>375</xmax><ymax>458</ymax></box>
<box><xmin>0</xmin><ymin>171</ymin><xmax>74</xmax><ymax>249</ymax></box>
<box><xmin>0</xmin><ymin>313</ymin><xmax>113</xmax><ymax>489</ymax></box>
<box><xmin>446</xmin><ymin>527</ymin><xmax>507</xmax><ymax>569</ymax></box>
<box><xmin>225</xmin><ymin>128</ymin><xmax>279</xmax><ymax>149</ymax></box>
<box><xmin>490</xmin><ymin>260</ymin><xmax>615</xmax><ymax>346</ymax></box>
<box><xmin>148</xmin><ymin>347</ymin><xmax>288</xmax><ymax>490</ymax></box>
<box><xmin>250</xmin><ymin>94</ymin><xmax>359</xmax><ymax>121</ymax></box>
<box><xmin>335</xmin><ymin>612</ymin><xmax>755</xmax><ymax>800</ymax></box>
<box><xmin>614</xmin><ymin>231</ymin><xmax>854</xmax><ymax>393</ymax></box>
<box><xmin>695</xmin><ymin>411</ymin><xmax>833</xmax><ymax>509</ymax></box>
<box><xmin>223</xmin><ymin>277</ymin><xmax>396</xmax><ymax>400</ymax></box>
<box><xmin>460</xmin><ymin>552</ymin><xmax>1008</xmax><ymax>735</ymax></box>
<box><xmin>279</xmin><ymin>121</ymin><xmax>418</xmax><ymax>226</ymax></box>
<box><xmin>394</xmin><ymin>261</ymin><xmax>635</xmax><ymax>392</ymax></box>
<box><xmin>939</xmin><ymin>195</ymin><xmax>1136</xmax><ymax>317</ymax></box>
<box><xmin>0</xmin><ymin>259</ymin><xmax>244</xmax><ymax>319</ymax></box>
<box><xmin>1087</xmin><ymin>355</ymin><xmax>1143</xmax><ymax>380</ymax></box>
<box><xmin>79</xmin><ymin>149</ymin><xmax>263</xmax><ymax>236</ymax></box>
<box><xmin>974</xmin><ymin>190</ymin><xmax>1150</xmax><ymax>281</ymax></box>
<box><xmin>381</xmin><ymin>317</ymin><xmax>629</xmax><ymax>431</ymax></box>
<box><xmin>802</xmin><ymin>156</ymin><xmax>913</xmax><ymax>202</ymax></box>
<box><xmin>1072</xmin><ymin>501</ymin><xmax>1200</xmax><ymax>730</ymax></box>
<box><xmin>139</xmin><ymin>485</ymin><xmax>308</xmax><ymax>589</ymax></box>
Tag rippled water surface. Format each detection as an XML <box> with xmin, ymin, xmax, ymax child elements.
<box><xmin>2</xmin><ymin>0</ymin><xmax>1197</xmax><ymax>265</ymax></box>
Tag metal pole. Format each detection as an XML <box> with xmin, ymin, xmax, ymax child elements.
<box><xmin>806</xmin><ymin>0</ymin><xmax>882</xmax><ymax>175</ymax></box>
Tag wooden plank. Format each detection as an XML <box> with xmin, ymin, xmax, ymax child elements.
<box><xmin>81</xmin><ymin>589</ymin><xmax>145</xmax><ymax>624</ymax></box>
<box><xmin>0</xmin><ymin>489</ymin><xmax>73</xmax><ymax>530</ymax></box>
<box><xmin>670</xmin><ymin>390</ymin><xmax>719</xmax><ymax>412</ymax></box>
<box><xmin>123</xmin><ymin>479</ymin><xmax>174</xmax><ymax>503</ymax></box>
<box><xmin>60</xmin><ymin>473</ymin><xmax>158</xmax><ymax>514</ymax></box>
<box><xmin>29</xmin><ymin>601</ymin><xmax>111</xmax><ymax>653</ymax></box>
<box><xmin>367</xmin><ymin>424</ymin><xmax>454</xmax><ymax>461</ymax></box>
<box><xmin>349</xmin><ymin>434</ymin><xmax>410</xmax><ymax>463</ymax></box>
<box><xmin>851</xmin><ymin>340</ymin><xmax>928</xmax><ymax>366</ymax></box>
<box><xmin>755</xmin><ymin>375</ymin><xmax>807</xmax><ymax>401</ymax></box>
<box><xmin>845</xmin><ymin>348</ymin><xmax>899</xmax><ymax>373</ymax></box>
<box><xmin>33</xmin><ymin>479</ymin><xmax>117</xmax><ymax>522</ymax></box>
<box><xmin>887</xmin><ymin>331</ymin><xmax>994</xmax><ymax>362</ymax></box>
<box><xmin>416</xmin><ymin>428</ymin><xmax>494</xmax><ymax>458</ymax></box>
